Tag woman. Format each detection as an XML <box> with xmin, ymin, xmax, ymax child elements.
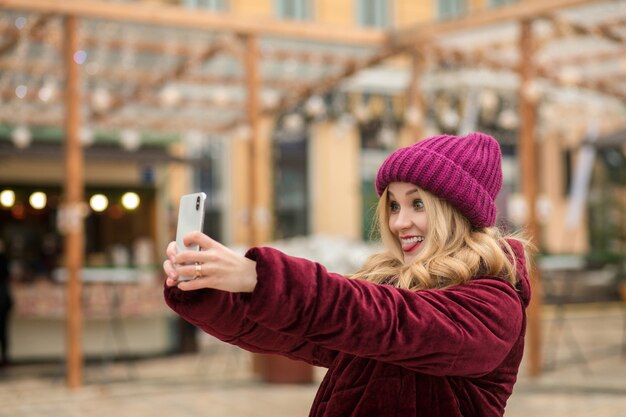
<box><xmin>163</xmin><ymin>132</ymin><xmax>532</xmax><ymax>417</ymax></box>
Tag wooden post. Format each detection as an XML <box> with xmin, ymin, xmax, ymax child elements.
<box><xmin>243</xmin><ymin>34</ymin><xmax>261</xmax><ymax>247</ymax></box>
<box><xmin>243</xmin><ymin>33</ymin><xmax>264</xmax><ymax>375</ymax></box>
<box><xmin>242</xmin><ymin>34</ymin><xmax>311</xmax><ymax>384</ymax></box>
<box><xmin>63</xmin><ymin>14</ymin><xmax>84</xmax><ymax>390</ymax></box>
<box><xmin>519</xmin><ymin>18</ymin><xmax>543</xmax><ymax>377</ymax></box>
<box><xmin>63</xmin><ymin>15</ymin><xmax>84</xmax><ymax>389</ymax></box>
<box><xmin>400</xmin><ymin>50</ymin><xmax>426</xmax><ymax>147</ymax></box>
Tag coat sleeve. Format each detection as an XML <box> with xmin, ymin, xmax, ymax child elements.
<box><xmin>164</xmin><ymin>284</ymin><xmax>338</xmax><ymax>368</ymax></box>
<box><xmin>244</xmin><ymin>247</ymin><xmax>525</xmax><ymax>377</ymax></box>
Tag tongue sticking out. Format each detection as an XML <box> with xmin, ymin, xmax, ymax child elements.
<box><xmin>401</xmin><ymin>238</ymin><xmax>422</xmax><ymax>253</ymax></box>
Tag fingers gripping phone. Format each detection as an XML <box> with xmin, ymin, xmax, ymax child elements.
<box><xmin>175</xmin><ymin>192</ymin><xmax>206</xmax><ymax>281</ymax></box>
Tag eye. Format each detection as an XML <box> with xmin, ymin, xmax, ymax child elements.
<box><xmin>413</xmin><ymin>199</ymin><xmax>424</xmax><ymax>211</ymax></box>
<box><xmin>389</xmin><ymin>200</ymin><xmax>400</xmax><ymax>213</ymax></box>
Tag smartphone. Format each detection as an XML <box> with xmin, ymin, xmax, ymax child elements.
<box><xmin>175</xmin><ymin>192</ymin><xmax>207</xmax><ymax>281</ymax></box>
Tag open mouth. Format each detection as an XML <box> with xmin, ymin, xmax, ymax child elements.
<box><xmin>400</xmin><ymin>236</ymin><xmax>424</xmax><ymax>253</ymax></box>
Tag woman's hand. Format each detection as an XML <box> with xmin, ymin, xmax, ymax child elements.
<box><xmin>162</xmin><ymin>231</ymin><xmax>257</xmax><ymax>293</ymax></box>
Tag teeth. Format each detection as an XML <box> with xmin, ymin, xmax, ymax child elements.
<box><xmin>401</xmin><ymin>236</ymin><xmax>424</xmax><ymax>244</ymax></box>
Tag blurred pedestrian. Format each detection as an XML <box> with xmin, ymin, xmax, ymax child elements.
<box><xmin>0</xmin><ymin>240</ymin><xmax>13</xmax><ymax>368</ymax></box>
<box><xmin>163</xmin><ymin>132</ymin><xmax>533</xmax><ymax>417</ymax></box>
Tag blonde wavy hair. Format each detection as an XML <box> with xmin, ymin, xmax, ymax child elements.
<box><xmin>351</xmin><ymin>187</ymin><xmax>531</xmax><ymax>291</ymax></box>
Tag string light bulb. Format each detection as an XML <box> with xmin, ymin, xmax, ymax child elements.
<box><xmin>120</xmin><ymin>129</ymin><xmax>141</xmax><ymax>151</ymax></box>
<box><xmin>283</xmin><ymin>113</ymin><xmax>304</xmax><ymax>132</ymax></box>
<box><xmin>160</xmin><ymin>85</ymin><xmax>181</xmax><ymax>107</ymax></box>
<box><xmin>498</xmin><ymin>108</ymin><xmax>519</xmax><ymax>130</ymax></box>
<box><xmin>12</xmin><ymin>125</ymin><xmax>32</xmax><ymax>149</ymax></box>
<box><xmin>305</xmin><ymin>95</ymin><xmax>326</xmax><ymax>117</ymax></box>
<box><xmin>0</xmin><ymin>190</ymin><xmax>15</xmax><ymax>208</ymax></box>
<box><xmin>38</xmin><ymin>79</ymin><xmax>57</xmax><ymax>102</ymax></box>
<box><xmin>91</xmin><ymin>87</ymin><xmax>112</xmax><ymax>112</ymax></box>
<box><xmin>80</xmin><ymin>126</ymin><xmax>95</xmax><ymax>147</ymax></box>
<box><xmin>29</xmin><ymin>191</ymin><xmax>47</xmax><ymax>210</ymax></box>
<box><xmin>89</xmin><ymin>194</ymin><xmax>109</xmax><ymax>212</ymax></box>
<box><xmin>261</xmin><ymin>90</ymin><xmax>280</xmax><ymax>109</ymax></box>
<box><xmin>404</xmin><ymin>106</ymin><xmax>423</xmax><ymax>126</ymax></box>
<box><xmin>479</xmin><ymin>90</ymin><xmax>498</xmax><ymax>112</ymax></box>
<box><xmin>121</xmin><ymin>192</ymin><xmax>140</xmax><ymax>210</ymax></box>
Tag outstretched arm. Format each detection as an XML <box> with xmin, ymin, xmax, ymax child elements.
<box><xmin>163</xmin><ymin>234</ymin><xmax>337</xmax><ymax>368</ymax></box>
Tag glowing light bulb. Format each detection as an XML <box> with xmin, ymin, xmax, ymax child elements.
<box><xmin>15</xmin><ymin>85</ymin><xmax>28</xmax><ymax>99</ymax></box>
<box><xmin>12</xmin><ymin>125</ymin><xmax>32</xmax><ymax>149</ymax></box>
<box><xmin>121</xmin><ymin>192</ymin><xmax>140</xmax><ymax>210</ymax></box>
<box><xmin>89</xmin><ymin>194</ymin><xmax>108</xmax><ymax>212</ymax></box>
<box><xmin>120</xmin><ymin>129</ymin><xmax>141</xmax><ymax>151</ymax></box>
<box><xmin>0</xmin><ymin>190</ymin><xmax>16</xmax><ymax>208</ymax></box>
<box><xmin>91</xmin><ymin>87</ymin><xmax>112</xmax><ymax>111</ymax></box>
<box><xmin>29</xmin><ymin>191</ymin><xmax>47</xmax><ymax>210</ymax></box>
<box><xmin>79</xmin><ymin>126</ymin><xmax>95</xmax><ymax>147</ymax></box>
<box><xmin>305</xmin><ymin>95</ymin><xmax>326</xmax><ymax>117</ymax></box>
<box><xmin>283</xmin><ymin>113</ymin><xmax>304</xmax><ymax>132</ymax></box>
<box><xmin>73</xmin><ymin>50</ymin><xmax>87</xmax><ymax>65</ymax></box>
<box><xmin>159</xmin><ymin>85</ymin><xmax>181</xmax><ymax>106</ymax></box>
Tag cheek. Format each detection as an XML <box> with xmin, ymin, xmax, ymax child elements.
<box><xmin>418</xmin><ymin>214</ymin><xmax>429</xmax><ymax>233</ymax></box>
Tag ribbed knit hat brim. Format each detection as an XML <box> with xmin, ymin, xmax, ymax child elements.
<box><xmin>375</xmin><ymin>133</ymin><xmax>503</xmax><ymax>229</ymax></box>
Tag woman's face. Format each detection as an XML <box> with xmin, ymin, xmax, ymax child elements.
<box><xmin>387</xmin><ymin>182</ymin><xmax>429</xmax><ymax>265</ymax></box>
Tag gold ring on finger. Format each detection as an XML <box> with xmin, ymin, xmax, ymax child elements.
<box><xmin>194</xmin><ymin>263</ymin><xmax>202</xmax><ymax>279</ymax></box>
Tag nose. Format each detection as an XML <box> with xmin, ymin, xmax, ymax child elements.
<box><xmin>392</xmin><ymin>208</ymin><xmax>412</xmax><ymax>231</ymax></box>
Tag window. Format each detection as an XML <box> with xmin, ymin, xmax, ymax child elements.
<box><xmin>357</xmin><ymin>0</ymin><xmax>390</xmax><ymax>28</ymax></box>
<box><xmin>488</xmin><ymin>0</ymin><xmax>518</xmax><ymax>7</ymax></box>
<box><xmin>273</xmin><ymin>133</ymin><xmax>309</xmax><ymax>239</ymax></box>
<box><xmin>196</xmin><ymin>138</ymin><xmax>226</xmax><ymax>243</ymax></box>
<box><xmin>437</xmin><ymin>0</ymin><xmax>467</xmax><ymax>20</ymax></box>
<box><xmin>183</xmin><ymin>0</ymin><xmax>228</xmax><ymax>11</ymax></box>
<box><xmin>275</xmin><ymin>0</ymin><xmax>312</xmax><ymax>21</ymax></box>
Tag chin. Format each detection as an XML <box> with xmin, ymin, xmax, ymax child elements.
<box><xmin>403</xmin><ymin>253</ymin><xmax>418</xmax><ymax>265</ymax></box>
<box><xmin>402</xmin><ymin>245</ymin><xmax>425</xmax><ymax>265</ymax></box>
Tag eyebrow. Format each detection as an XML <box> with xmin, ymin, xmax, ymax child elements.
<box><xmin>388</xmin><ymin>188</ymin><xmax>420</xmax><ymax>198</ymax></box>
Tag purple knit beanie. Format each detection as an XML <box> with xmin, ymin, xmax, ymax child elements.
<box><xmin>375</xmin><ymin>132</ymin><xmax>503</xmax><ymax>228</ymax></box>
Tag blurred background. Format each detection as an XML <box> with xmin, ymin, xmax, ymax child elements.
<box><xmin>0</xmin><ymin>0</ymin><xmax>625</xmax><ymax>416</ymax></box>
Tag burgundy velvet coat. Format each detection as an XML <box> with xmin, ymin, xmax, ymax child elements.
<box><xmin>164</xmin><ymin>240</ymin><xmax>530</xmax><ymax>417</ymax></box>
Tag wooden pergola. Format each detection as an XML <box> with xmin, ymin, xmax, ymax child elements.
<box><xmin>1</xmin><ymin>0</ymin><xmax>625</xmax><ymax>388</ymax></box>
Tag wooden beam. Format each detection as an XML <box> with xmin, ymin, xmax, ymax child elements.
<box><xmin>391</xmin><ymin>0</ymin><xmax>599</xmax><ymax>48</ymax></box>
<box><xmin>91</xmin><ymin>38</ymin><xmax>233</xmax><ymax>122</ymax></box>
<box><xmin>0</xmin><ymin>24</ymin><xmax>22</xmax><ymax>56</ymax></box>
<box><xmin>0</xmin><ymin>111</ymin><xmax>235</xmax><ymax>134</ymax></box>
<box><xmin>228</xmin><ymin>0</ymin><xmax>604</xmax><ymax>127</ymax></box>
<box><xmin>431</xmin><ymin>45</ymin><xmax>515</xmax><ymax>72</ymax></box>
<box><xmin>271</xmin><ymin>46</ymin><xmax>400</xmax><ymax>116</ymax></box>
<box><xmin>63</xmin><ymin>14</ymin><xmax>83</xmax><ymax>390</ymax></box>
<box><xmin>537</xmin><ymin>67</ymin><xmax>626</xmax><ymax>101</ymax></box>
<box><xmin>545</xmin><ymin>47</ymin><xmax>626</xmax><ymax>68</ymax></box>
<box><xmin>0</xmin><ymin>83</ymin><xmax>247</xmax><ymax>110</ymax></box>
<box><xmin>262</xmin><ymin>48</ymin><xmax>354</xmax><ymax>67</ymax></box>
<box><xmin>518</xmin><ymin>18</ymin><xmax>543</xmax><ymax>379</ymax></box>
<box><xmin>0</xmin><ymin>88</ymin><xmax>281</xmax><ymax>123</ymax></box>
<box><xmin>0</xmin><ymin>58</ymin><xmax>328</xmax><ymax>93</ymax></box>
<box><xmin>218</xmin><ymin>45</ymin><xmax>403</xmax><ymax>135</ymax></box>
<box><xmin>0</xmin><ymin>0</ymin><xmax>386</xmax><ymax>46</ymax></box>
<box><xmin>1</xmin><ymin>20</ymin><xmax>356</xmax><ymax>68</ymax></box>
<box><xmin>104</xmin><ymin>117</ymin><xmax>237</xmax><ymax>135</ymax></box>
<box><xmin>545</xmin><ymin>14</ymin><xmax>626</xmax><ymax>44</ymax></box>
<box><xmin>429</xmin><ymin>46</ymin><xmax>626</xmax><ymax>101</ymax></box>
<box><xmin>0</xmin><ymin>13</ymin><xmax>52</xmax><ymax>56</ymax></box>
<box><xmin>0</xmin><ymin>113</ymin><xmax>63</xmax><ymax>127</ymax></box>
